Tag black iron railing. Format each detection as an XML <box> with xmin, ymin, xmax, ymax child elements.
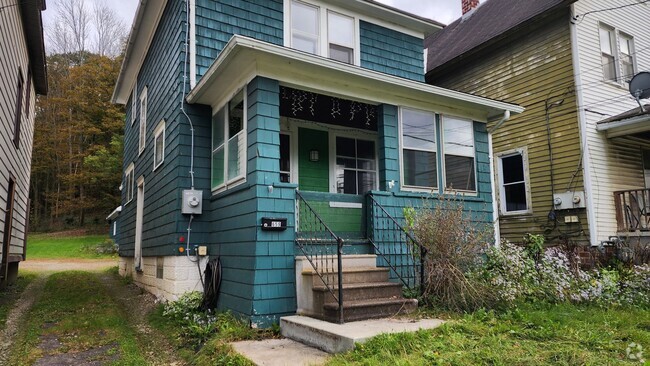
<box><xmin>367</xmin><ymin>195</ymin><xmax>427</xmax><ymax>293</ymax></box>
<box><xmin>295</xmin><ymin>190</ymin><xmax>344</xmax><ymax>324</ymax></box>
<box><xmin>614</xmin><ymin>188</ymin><xmax>650</xmax><ymax>232</ymax></box>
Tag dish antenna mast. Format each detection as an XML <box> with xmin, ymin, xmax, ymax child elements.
<box><xmin>629</xmin><ymin>71</ymin><xmax>650</xmax><ymax>113</ymax></box>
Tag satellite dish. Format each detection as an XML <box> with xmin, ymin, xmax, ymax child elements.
<box><xmin>629</xmin><ymin>72</ymin><xmax>650</xmax><ymax>112</ymax></box>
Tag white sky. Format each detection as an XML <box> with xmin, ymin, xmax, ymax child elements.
<box><xmin>42</xmin><ymin>0</ymin><xmax>477</xmax><ymax>32</ymax></box>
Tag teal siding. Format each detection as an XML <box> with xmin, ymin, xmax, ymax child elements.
<box><xmin>119</xmin><ymin>1</ymin><xmax>192</xmax><ymax>257</ymax></box>
<box><xmin>195</xmin><ymin>0</ymin><xmax>283</xmax><ymax>80</ymax></box>
<box><xmin>378</xmin><ymin>104</ymin><xmax>400</xmax><ymax>191</ymax></box>
<box><xmin>205</xmin><ymin>77</ymin><xmax>296</xmax><ymax>327</ymax></box>
<box><xmin>359</xmin><ymin>21</ymin><xmax>425</xmax><ymax>82</ymax></box>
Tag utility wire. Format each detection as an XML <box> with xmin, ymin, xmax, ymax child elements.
<box><xmin>572</xmin><ymin>0</ymin><xmax>650</xmax><ymax>23</ymax></box>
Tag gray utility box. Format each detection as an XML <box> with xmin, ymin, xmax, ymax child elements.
<box><xmin>182</xmin><ymin>189</ymin><xmax>203</xmax><ymax>215</ymax></box>
<box><xmin>553</xmin><ymin>191</ymin><xmax>586</xmax><ymax>210</ymax></box>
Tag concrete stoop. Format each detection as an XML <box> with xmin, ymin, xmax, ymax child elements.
<box><xmin>280</xmin><ymin>315</ymin><xmax>445</xmax><ymax>354</ymax></box>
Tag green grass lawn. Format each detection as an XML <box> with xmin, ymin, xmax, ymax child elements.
<box><xmin>27</xmin><ymin>234</ymin><xmax>113</xmax><ymax>259</ymax></box>
<box><xmin>326</xmin><ymin>303</ymin><xmax>650</xmax><ymax>365</ymax></box>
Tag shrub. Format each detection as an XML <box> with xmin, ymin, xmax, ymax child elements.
<box><xmin>82</xmin><ymin>238</ymin><xmax>118</xmax><ymax>255</ymax></box>
<box><xmin>409</xmin><ymin>198</ymin><xmax>495</xmax><ymax>311</ymax></box>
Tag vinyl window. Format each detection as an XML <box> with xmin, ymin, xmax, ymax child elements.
<box><xmin>211</xmin><ymin>90</ymin><xmax>246</xmax><ymax>191</ymax></box>
<box><xmin>401</xmin><ymin>108</ymin><xmax>437</xmax><ymax>189</ymax></box>
<box><xmin>153</xmin><ymin>120</ymin><xmax>165</xmax><ymax>170</ymax></box>
<box><xmin>599</xmin><ymin>25</ymin><xmax>617</xmax><ymax>81</ymax></box>
<box><xmin>13</xmin><ymin>68</ymin><xmax>24</xmax><ymax>148</ymax></box>
<box><xmin>139</xmin><ymin>86</ymin><xmax>147</xmax><ymax>155</ymax></box>
<box><xmin>619</xmin><ymin>34</ymin><xmax>635</xmax><ymax>81</ymax></box>
<box><xmin>125</xmin><ymin>163</ymin><xmax>135</xmax><ymax>204</ymax></box>
<box><xmin>443</xmin><ymin>116</ymin><xmax>475</xmax><ymax>192</ymax></box>
<box><xmin>498</xmin><ymin>150</ymin><xmax>531</xmax><ymax>214</ymax></box>
<box><xmin>327</xmin><ymin>11</ymin><xmax>355</xmax><ymax>64</ymax></box>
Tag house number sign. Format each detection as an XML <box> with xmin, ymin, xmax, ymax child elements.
<box><xmin>261</xmin><ymin>217</ymin><xmax>287</xmax><ymax>231</ymax></box>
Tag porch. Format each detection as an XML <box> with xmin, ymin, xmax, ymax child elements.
<box><xmin>614</xmin><ymin>188</ymin><xmax>650</xmax><ymax>232</ymax></box>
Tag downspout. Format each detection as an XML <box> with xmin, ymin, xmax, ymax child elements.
<box><xmin>487</xmin><ymin>110</ymin><xmax>511</xmax><ymax>246</ymax></box>
<box><xmin>570</xmin><ymin>4</ymin><xmax>597</xmax><ymax>246</ymax></box>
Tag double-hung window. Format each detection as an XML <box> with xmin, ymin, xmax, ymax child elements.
<box><xmin>13</xmin><ymin>68</ymin><xmax>24</xmax><ymax>148</ymax></box>
<box><xmin>153</xmin><ymin>120</ymin><xmax>165</xmax><ymax>170</ymax></box>
<box><xmin>125</xmin><ymin>163</ymin><xmax>135</xmax><ymax>204</ymax></box>
<box><xmin>211</xmin><ymin>90</ymin><xmax>246</xmax><ymax>191</ymax></box>
<box><xmin>599</xmin><ymin>25</ymin><xmax>617</xmax><ymax>81</ymax></box>
<box><xmin>139</xmin><ymin>86</ymin><xmax>147</xmax><ymax>155</ymax></box>
<box><xmin>498</xmin><ymin>150</ymin><xmax>530</xmax><ymax>214</ymax></box>
<box><xmin>619</xmin><ymin>34</ymin><xmax>635</xmax><ymax>81</ymax></box>
<box><xmin>288</xmin><ymin>0</ymin><xmax>358</xmax><ymax>65</ymax></box>
<box><xmin>131</xmin><ymin>80</ymin><xmax>137</xmax><ymax>125</ymax></box>
<box><xmin>443</xmin><ymin>116</ymin><xmax>475</xmax><ymax>192</ymax></box>
<box><xmin>335</xmin><ymin>136</ymin><xmax>376</xmax><ymax>194</ymax></box>
<box><xmin>401</xmin><ymin>108</ymin><xmax>437</xmax><ymax>189</ymax></box>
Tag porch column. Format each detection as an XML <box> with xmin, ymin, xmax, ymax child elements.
<box><xmin>378</xmin><ymin>104</ymin><xmax>400</xmax><ymax>192</ymax></box>
<box><xmin>247</xmin><ymin>77</ymin><xmax>297</xmax><ymax>327</ymax></box>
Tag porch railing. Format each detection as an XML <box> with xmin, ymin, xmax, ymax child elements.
<box><xmin>614</xmin><ymin>188</ymin><xmax>650</xmax><ymax>232</ymax></box>
<box><xmin>295</xmin><ymin>190</ymin><xmax>344</xmax><ymax>324</ymax></box>
<box><xmin>367</xmin><ymin>195</ymin><xmax>427</xmax><ymax>293</ymax></box>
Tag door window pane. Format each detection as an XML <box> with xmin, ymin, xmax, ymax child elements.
<box><xmin>335</xmin><ymin>137</ymin><xmax>376</xmax><ymax>194</ymax></box>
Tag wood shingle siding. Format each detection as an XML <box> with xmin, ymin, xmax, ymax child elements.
<box><xmin>430</xmin><ymin>10</ymin><xmax>589</xmax><ymax>245</ymax></box>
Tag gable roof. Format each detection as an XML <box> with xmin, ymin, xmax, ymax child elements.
<box><xmin>425</xmin><ymin>0</ymin><xmax>575</xmax><ymax>77</ymax></box>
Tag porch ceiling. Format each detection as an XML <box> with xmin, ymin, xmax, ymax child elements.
<box><xmin>186</xmin><ymin>36</ymin><xmax>524</xmax><ymax>122</ymax></box>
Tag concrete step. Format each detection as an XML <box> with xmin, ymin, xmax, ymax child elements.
<box><xmin>322</xmin><ymin>298</ymin><xmax>418</xmax><ymax>323</ymax></box>
<box><xmin>280</xmin><ymin>315</ymin><xmax>443</xmax><ymax>354</ymax></box>
<box><xmin>303</xmin><ymin>267</ymin><xmax>390</xmax><ymax>286</ymax></box>
<box><xmin>313</xmin><ymin>282</ymin><xmax>403</xmax><ymax>305</ymax></box>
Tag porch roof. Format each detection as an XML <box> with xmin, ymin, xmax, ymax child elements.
<box><xmin>186</xmin><ymin>36</ymin><xmax>524</xmax><ymax>123</ymax></box>
<box><xmin>596</xmin><ymin>104</ymin><xmax>650</xmax><ymax>138</ymax></box>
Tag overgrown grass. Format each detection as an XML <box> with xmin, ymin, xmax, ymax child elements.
<box><xmin>149</xmin><ymin>295</ymin><xmax>278</xmax><ymax>365</ymax></box>
<box><xmin>326</xmin><ymin>303</ymin><xmax>650</xmax><ymax>365</ymax></box>
<box><xmin>0</xmin><ymin>272</ymin><xmax>37</xmax><ymax>329</ymax></box>
<box><xmin>8</xmin><ymin>271</ymin><xmax>146</xmax><ymax>365</ymax></box>
<box><xmin>27</xmin><ymin>234</ymin><xmax>113</xmax><ymax>259</ymax></box>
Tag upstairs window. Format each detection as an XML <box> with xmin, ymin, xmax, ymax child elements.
<box><xmin>619</xmin><ymin>34</ymin><xmax>635</xmax><ymax>81</ymax></box>
<box><xmin>153</xmin><ymin>120</ymin><xmax>165</xmax><ymax>170</ymax></box>
<box><xmin>13</xmin><ymin>68</ymin><xmax>24</xmax><ymax>148</ymax></box>
<box><xmin>599</xmin><ymin>25</ymin><xmax>616</xmax><ymax>81</ymax></box>
<box><xmin>287</xmin><ymin>0</ymin><xmax>358</xmax><ymax>65</ymax></box>
<box><xmin>212</xmin><ymin>90</ymin><xmax>246</xmax><ymax>191</ymax></box>
<box><xmin>139</xmin><ymin>87</ymin><xmax>147</xmax><ymax>155</ymax></box>
<box><xmin>443</xmin><ymin>116</ymin><xmax>475</xmax><ymax>192</ymax></box>
<box><xmin>131</xmin><ymin>80</ymin><xmax>137</xmax><ymax>125</ymax></box>
<box><xmin>291</xmin><ymin>1</ymin><xmax>319</xmax><ymax>54</ymax></box>
<box><xmin>328</xmin><ymin>11</ymin><xmax>354</xmax><ymax>64</ymax></box>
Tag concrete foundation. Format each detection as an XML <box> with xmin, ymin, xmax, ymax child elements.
<box><xmin>119</xmin><ymin>255</ymin><xmax>208</xmax><ymax>301</ymax></box>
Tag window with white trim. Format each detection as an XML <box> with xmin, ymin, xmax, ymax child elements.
<box><xmin>211</xmin><ymin>90</ymin><xmax>246</xmax><ymax>191</ymax></box>
<box><xmin>401</xmin><ymin>108</ymin><xmax>437</xmax><ymax>189</ymax></box>
<box><xmin>335</xmin><ymin>136</ymin><xmax>376</xmax><ymax>194</ymax></box>
<box><xmin>288</xmin><ymin>0</ymin><xmax>358</xmax><ymax>65</ymax></box>
<box><xmin>280</xmin><ymin>133</ymin><xmax>292</xmax><ymax>183</ymax></box>
<box><xmin>619</xmin><ymin>33</ymin><xmax>635</xmax><ymax>81</ymax></box>
<box><xmin>599</xmin><ymin>24</ymin><xmax>636</xmax><ymax>83</ymax></box>
<box><xmin>125</xmin><ymin>163</ymin><xmax>135</xmax><ymax>204</ymax></box>
<box><xmin>497</xmin><ymin>149</ymin><xmax>530</xmax><ymax>214</ymax></box>
<box><xmin>153</xmin><ymin>120</ymin><xmax>165</xmax><ymax>170</ymax></box>
<box><xmin>599</xmin><ymin>25</ymin><xmax>617</xmax><ymax>81</ymax></box>
<box><xmin>139</xmin><ymin>86</ymin><xmax>147</xmax><ymax>155</ymax></box>
<box><xmin>131</xmin><ymin>80</ymin><xmax>137</xmax><ymax>125</ymax></box>
<box><xmin>443</xmin><ymin>116</ymin><xmax>475</xmax><ymax>192</ymax></box>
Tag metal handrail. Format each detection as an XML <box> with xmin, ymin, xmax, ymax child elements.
<box><xmin>295</xmin><ymin>190</ymin><xmax>344</xmax><ymax>324</ymax></box>
<box><xmin>367</xmin><ymin>194</ymin><xmax>427</xmax><ymax>293</ymax></box>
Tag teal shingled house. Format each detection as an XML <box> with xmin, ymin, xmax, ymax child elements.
<box><xmin>110</xmin><ymin>0</ymin><xmax>522</xmax><ymax>327</ymax></box>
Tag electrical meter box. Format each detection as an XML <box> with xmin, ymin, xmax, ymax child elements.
<box><xmin>553</xmin><ymin>191</ymin><xmax>586</xmax><ymax>210</ymax></box>
<box><xmin>182</xmin><ymin>189</ymin><xmax>203</xmax><ymax>215</ymax></box>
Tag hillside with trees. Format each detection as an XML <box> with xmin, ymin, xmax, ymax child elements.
<box><xmin>30</xmin><ymin>0</ymin><xmax>127</xmax><ymax>231</ymax></box>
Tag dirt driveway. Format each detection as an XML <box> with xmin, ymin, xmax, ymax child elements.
<box><xmin>1</xmin><ymin>260</ymin><xmax>185</xmax><ymax>366</ymax></box>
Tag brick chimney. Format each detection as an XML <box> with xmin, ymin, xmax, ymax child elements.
<box><xmin>462</xmin><ymin>0</ymin><xmax>479</xmax><ymax>14</ymax></box>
